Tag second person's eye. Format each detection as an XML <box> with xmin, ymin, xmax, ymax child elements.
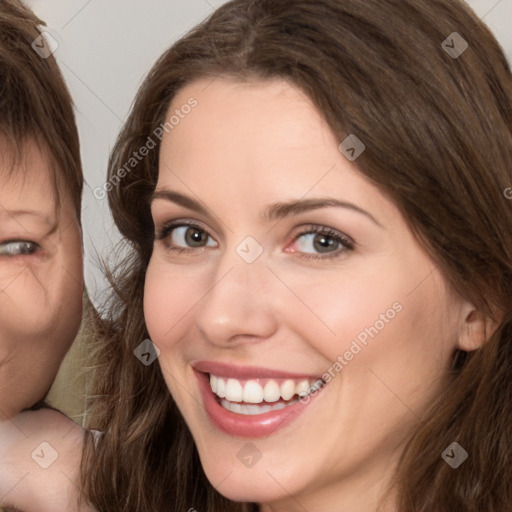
<box><xmin>0</xmin><ymin>240</ymin><xmax>40</xmax><ymax>256</ymax></box>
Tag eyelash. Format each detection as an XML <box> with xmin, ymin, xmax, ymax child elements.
<box><xmin>290</xmin><ymin>225</ymin><xmax>355</xmax><ymax>260</ymax></box>
<box><xmin>155</xmin><ymin>221</ymin><xmax>355</xmax><ymax>260</ymax></box>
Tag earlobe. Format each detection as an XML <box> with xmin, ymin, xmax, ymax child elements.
<box><xmin>457</xmin><ymin>308</ymin><xmax>494</xmax><ymax>352</ymax></box>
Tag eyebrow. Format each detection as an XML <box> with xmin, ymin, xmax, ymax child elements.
<box><xmin>151</xmin><ymin>190</ymin><xmax>382</xmax><ymax>227</ymax></box>
<box><xmin>263</xmin><ymin>198</ymin><xmax>382</xmax><ymax>226</ymax></box>
<box><xmin>0</xmin><ymin>208</ymin><xmax>55</xmax><ymax>225</ymax></box>
<box><xmin>152</xmin><ymin>190</ymin><xmax>210</xmax><ymax>216</ymax></box>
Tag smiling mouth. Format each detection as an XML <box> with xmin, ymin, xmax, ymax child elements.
<box><xmin>209</xmin><ymin>374</ymin><xmax>325</xmax><ymax>415</ymax></box>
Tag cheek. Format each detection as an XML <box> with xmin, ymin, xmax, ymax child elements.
<box><xmin>0</xmin><ymin>270</ymin><xmax>57</xmax><ymax>340</ymax></box>
<box><xmin>0</xmin><ymin>241</ymin><xmax>83</xmax><ymax>354</ymax></box>
<box><xmin>143</xmin><ymin>258</ymin><xmax>199</xmax><ymax>350</ymax></box>
<box><xmin>144</xmin><ymin>259</ymin><xmax>206</xmax><ymax>406</ymax></box>
<box><xmin>284</xmin><ymin>263</ymin><xmax>456</xmax><ymax>382</ymax></box>
<box><xmin>281</xmin><ymin>266</ymin><xmax>405</xmax><ymax>363</ymax></box>
<box><xmin>0</xmin><ymin>268</ymin><xmax>81</xmax><ymax>414</ymax></box>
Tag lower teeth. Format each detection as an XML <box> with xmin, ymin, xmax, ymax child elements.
<box><xmin>220</xmin><ymin>398</ymin><xmax>298</xmax><ymax>415</ymax></box>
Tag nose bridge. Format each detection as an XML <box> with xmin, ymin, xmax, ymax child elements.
<box><xmin>194</xmin><ymin>243</ymin><xmax>278</xmax><ymax>345</ymax></box>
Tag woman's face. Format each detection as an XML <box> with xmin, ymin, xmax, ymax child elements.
<box><xmin>145</xmin><ymin>78</ymin><xmax>471</xmax><ymax>509</ymax></box>
<box><xmin>0</xmin><ymin>140</ymin><xmax>83</xmax><ymax>418</ymax></box>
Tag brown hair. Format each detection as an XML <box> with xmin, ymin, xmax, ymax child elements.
<box><xmin>81</xmin><ymin>0</ymin><xmax>512</xmax><ymax>510</ymax></box>
<box><xmin>0</xmin><ymin>0</ymin><xmax>82</xmax><ymax>217</ymax></box>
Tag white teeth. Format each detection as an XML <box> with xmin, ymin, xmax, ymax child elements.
<box><xmin>229</xmin><ymin>401</ymin><xmax>242</xmax><ymax>414</ymax></box>
<box><xmin>263</xmin><ymin>380</ymin><xmax>281</xmax><ymax>402</ymax></box>
<box><xmin>216</xmin><ymin>377</ymin><xmax>226</xmax><ymax>398</ymax></box>
<box><xmin>225</xmin><ymin>378</ymin><xmax>243</xmax><ymax>402</ymax></box>
<box><xmin>210</xmin><ymin>374</ymin><xmax>218</xmax><ymax>394</ymax></box>
<box><xmin>209</xmin><ymin>374</ymin><xmax>324</xmax><ymax>403</ymax></box>
<box><xmin>280</xmin><ymin>380</ymin><xmax>295</xmax><ymax>401</ymax></box>
<box><xmin>296</xmin><ymin>380</ymin><xmax>310</xmax><ymax>397</ymax></box>
<box><xmin>242</xmin><ymin>380</ymin><xmax>263</xmax><ymax>404</ymax></box>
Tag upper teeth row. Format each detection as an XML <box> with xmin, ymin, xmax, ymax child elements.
<box><xmin>209</xmin><ymin>374</ymin><xmax>323</xmax><ymax>403</ymax></box>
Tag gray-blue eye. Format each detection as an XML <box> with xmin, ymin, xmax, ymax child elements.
<box><xmin>286</xmin><ymin>226</ymin><xmax>355</xmax><ymax>259</ymax></box>
<box><xmin>0</xmin><ymin>240</ymin><xmax>40</xmax><ymax>256</ymax></box>
<box><xmin>295</xmin><ymin>232</ymin><xmax>342</xmax><ymax>254</ymax></box>
<box><xmin>169</xmin><ymin>226</ymin><xmax>216</xmax><ymax>248</ymax></box>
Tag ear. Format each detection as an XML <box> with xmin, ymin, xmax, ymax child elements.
<box><xmin>456</xmin><ymin>305</ymin><xmax>496</xmax><ymax>352</ymax></box>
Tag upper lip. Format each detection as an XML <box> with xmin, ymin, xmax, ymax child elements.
<box><xmin>193</xmin><ymin>361</ymin><xmax>322</xmax><ymax>380</ymax></box>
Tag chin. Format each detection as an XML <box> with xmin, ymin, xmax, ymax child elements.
<box><xmin>204</xmin><ymin>468</ymin><xmax>283</xmax><ymax>504</ymax></box>
<box><xmin>196</xmin><ymin>445</ymin><xmax>305</xmax><ymax>505</ymax></box>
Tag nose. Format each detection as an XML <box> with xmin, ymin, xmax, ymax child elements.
<box><xmin>194</xmin><ymin>256</ymin><xmax>279</xmax><ymax>348</ymax></box>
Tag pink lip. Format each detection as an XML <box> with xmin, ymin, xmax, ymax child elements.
<box><xmin>193</xmin><ymin>360</ymin><xmax>321</xmax><ymax>380</ymax></box>
<box><xmin>193</xmin><ymin>362</ymin><xmax>324</xmax><ymax>438</ymax></box>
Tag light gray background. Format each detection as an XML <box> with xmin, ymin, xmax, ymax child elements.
<box><xmin>24</xmin><ymin>0</ymin><xmax>512</xmax><ymax>307</ymax></box>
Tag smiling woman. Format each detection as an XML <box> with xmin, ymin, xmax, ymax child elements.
<box><xmin>81</xmin><ymin>0</ymin><xmax>512</xmax><ymax>511</ymax></box>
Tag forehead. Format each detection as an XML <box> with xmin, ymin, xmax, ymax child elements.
<box><xmin>159</xmin><ymin>79</ymin><xmax>386</xmax><ymax>211</ymax></box>
<box><xmin>0</xmin><ymin>137</ymin><xmax>58</xmax><ymax>217</ymax></box>
<box><xmin>159</xmin><ymin>78</ymin><xmax>341</xmax><ymax>186</ymax></box>
<box><xmin>166</xmin><ymin>77</ymin><xmax>328</xmax><ymax>151</ymax></box>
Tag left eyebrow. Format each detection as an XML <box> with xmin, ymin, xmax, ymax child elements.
<box><xmin>0</xmin><ymin>208</ymin><xmax>55</xmax><ymax>225</ymax></box>
<box><xmin>262</xmin><ymin>198</ymin><xmax>383</xmax><ymax>227</ymax></box>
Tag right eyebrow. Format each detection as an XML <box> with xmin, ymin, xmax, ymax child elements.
<box><xmin>151</xmin><ymin>190</ymin><xmax>211</xmax><ymax>216</ymax></box>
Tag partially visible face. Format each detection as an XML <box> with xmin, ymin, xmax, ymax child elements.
<box><xmin>144</xmin><ymin>79</ymin><xmax>470</xmax><ymax>510</ymax></box>
<box><xmin>0</xmin><ymin>139</ymin><xmax>83</xmax><ymax>419</ymax></box>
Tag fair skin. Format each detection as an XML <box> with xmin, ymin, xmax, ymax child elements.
<box><xmin>0</xmin><ymin>139</ymin><xmax>83</xmax><ymax>418</ymax></box>
<box><xmin>0</xmin><ymin>138</ymin><xmax>86</xmax><ymax>511</ymax></box>
<box><xmin>145</xmin><ymin>78</ymin><xmax>483</xmax><ymax>512</ymax></box>
<box><xmin>0</xmin><ymin>409</ymin><xmax>86</xmax><ymax>512</ymax></box>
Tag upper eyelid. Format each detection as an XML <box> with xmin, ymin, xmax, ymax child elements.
<box><xmin>150</xmin><ymin>199</ymin><xmax>225</xmax><ymax>236</ymax></box>
<box><xmin>294</xmin><ymin>225</ymin><xmax>352</xmax><ymax>237</ymax></box>
<box><xmin>291</xmin><ymin>225</ymin><xmax>354</xmax><ymax>245</ymax></box>
<box><xmin>156</xmin><ymin>219</ymin><xmax>216</xmax><ymax>237</ymax></box>
<box><xmin>0</xmin><ymin>238</ymin><xmax>40</xmax><ymax>245</ymax></box>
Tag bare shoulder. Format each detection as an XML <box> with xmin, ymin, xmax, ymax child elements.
<box><xmin>0</xmin><ymin>409</ymin><xmax>92</xmax><ymax>512</ymax></box>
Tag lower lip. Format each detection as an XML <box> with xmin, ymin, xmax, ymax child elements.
<box><xmin>195</xmin><ymin>370</ymin><xmax>319</xmax><ymax>438</ymax></box>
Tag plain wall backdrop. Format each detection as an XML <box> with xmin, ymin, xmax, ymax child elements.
<box><xmin>24</xmin><ymin>0</ymin><xmax>512</xmax><ymax>308</ymax></box>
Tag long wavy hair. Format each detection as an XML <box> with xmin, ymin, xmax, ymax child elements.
<box><xmin>81</xmin><ymin>0</ymin><xmax>512</xmax><ymax>510</ymax></box>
